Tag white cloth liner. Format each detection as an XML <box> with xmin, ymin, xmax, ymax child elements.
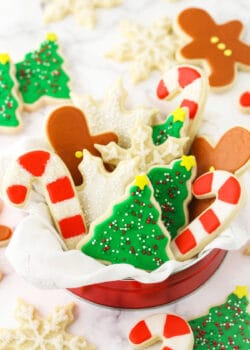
<box><xmin>2</xmin><ymin>138</ymin><xmax>250</xmax><ymax>289</ymax></box>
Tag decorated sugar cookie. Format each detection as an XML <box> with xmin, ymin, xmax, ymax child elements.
<box><xmin>71</xmin><ymin>80</ymin><xmax>158</xmax><ymax>148</ymax></box>
<box><xmin>16</xmin><ymin>33</ymin><xmax>71</xmax><ymax>111</ymax></box>
<box><xmin>42</xmin><ymin>0</ymin><xmax>122</xmax><ymax>29</ymax></box>
<box><xmin>147</xmin><ymin>156</ymin><xmax>196</xmax><ymax>240</ymax></box>
<box><xmin>152</xmin><ymin>107</ymin><xmax>188</xmax><ymax>146</ymax></box>
<box><xmin>0</xmin><ymin>299</ymin><xmax>95</xmax><ymax>350</ymax></box>
<box><xmin>156</xmin><ymin>65</ymin><xmax>208</xmax><ymax>142</ymax></box>
<box><xmin>0</xmin><ymin>53</ymin><xmax>22</xmax><ymax>133</ymax></box>
<box><xmin>46</xmin><ymin>105</ymin><xmax>118</xmax><ymax>186</ymax></box>
<box><xmin>3</xmin><ymin>149</ymin><xmax>87</xmax><ymax>249</ymax></box>
<box><xmin>171</xmin><ymin>170</ymin><xmax>242</xmax><ymax>261</ymax></box>
<box><xmin>176</xmin><ymin>8</ymin><xmax>250</xmax><ymax>90</ymax></box>
<box><xmin>239</xmin><ymin>90</ymin><xmax>250</xmax><ymax>112</ymax></box>
<box><xmin>189</xmin><ymin>286</ymin><xmax>250</xmax><ymax>349</ymax></box>
<box><xmin>189</xmin><ymin>127</ymin><xmax>250</xmax><ymax>219</ymax></box>
<box><xmin>78</xmin><ymin>150</ymin><xmax>139</xmax><ymax>227</ymax></box>
<box><xmin>105</xmin><ymin>17</ymin><xmax>180</xmax><ymax>83</ymax></box>
<box><xmin>78</xmin><ymin>175</ymin><xmax>174</xmax><ymax>271</ymax></box>
<box><xmin>129</xmin><ymin>313</ymin><xmax>194</xmax><ymax>350</ymax></box>
<box><xmin>96</xmin><ymin>120</ymin><xmax>187</xmax><ymax>172</ymax></box>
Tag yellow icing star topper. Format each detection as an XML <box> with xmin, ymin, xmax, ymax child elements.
<box><xmin>135</xmin><ymin>174</ymin><xmax>149</xmax><ymax>190</ymax></box>
<box><xmin>0</xmin><ymin>53</ymin><xmax>10</xmax><ymax>65</ymax></box>
<box><xmin>180</xmin><ymin>155</ymin><xmax>196</xmax><ymax>171</ymax></box>
<box><xmin>234</xmin><ymin>286</ymin><xmax>249</xmax><ymax>299</ymax></box>
<box><xmin>172</xmin><ymin>107</ymin><xmax>186</xmax><ymax>122</ymax></box>
<box><xmin>46</xmin><ymin>32</ymin><xmax>58</xmax><ymax>42</ymax></box>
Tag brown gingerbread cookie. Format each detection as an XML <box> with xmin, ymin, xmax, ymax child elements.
<box><xmin>189</xmin><ymin>127</ymin><xmax>250</xmax><ymax>219</ymax></box>
<box><xmin>176</xmin><ymin>7</ymin><xmax>250</xmax><ymax>90</ymax></box>
<box><xmin>46</xmin><ymin>106</ymin><xmax>118</xmax><ymax>186</ymax></box>
<box><xmin>0</xmin><ymin>199</ymin><xmax>13</xmax><ymax>247</ymax></box>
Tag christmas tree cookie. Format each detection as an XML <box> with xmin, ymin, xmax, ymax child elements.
<box><xmin>78</xmin><ymin>175</ymin><xmax>174</xmax><ymax>271</ymax></box>
<box><xmin>16</xmin><ymin>33</ymin><xmax>71</xmax><ymax>111</ymax></box>
<box><xmin>152</xmin><ymin>107</ymin><xmax>187</xmax><ymax>146</ymax></box>
<box><xmin>147</xmin><ymin>155</ymin><xmax>196</xmax><ymax>240</ymax></box>
<box><xmin>0</xmin><ymin>53</ymin><xmax>22</xmax><ymax>133</ymax></box>
<box><xmin>189</xmin><ymin>286</ymin><xmax>250</xmax><ymax>349</ymax></box>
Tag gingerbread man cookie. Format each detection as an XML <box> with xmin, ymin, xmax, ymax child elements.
<box><xmin>46</xmin><ymin>105</ymin><xmax>118</xmax><ymax>186</ymax></box>
<box><xmin>176</xmin><ymin>8</ymin><xmax>250</xmax><ymax>90</ymax></box>
<box><xmin>189</xmin><ymin>127</ymin><xmax>250</xmax><ymax>219</ymax></box>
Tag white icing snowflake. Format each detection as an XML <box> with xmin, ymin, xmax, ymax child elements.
<box><xmin>0</xmin><ymin>299</ymin><xmax>95</xmax><ymax>350</ymax></box>
<box><xmin>106</xmin><ymin>17</ymin><xmax>180</xmax><ymax>83</ymax></box>
<box><xmin>96</xmin><ymin>120</ymin><xmax>188</xmax><ymax>172</ymax></box>
<box><xmin>77</xmin><ymin>150</ymin><xmax>139</xmax><ymax>227</ymax></box>
<box><xmin>41</xmin><ymin>0</ymin><xmax>122</xmax><ymax>28</ymax></box>
<box><xmin>72</xmin><ymin>80</ymin><xmax>158</xmax><ymax>148</ymax></box>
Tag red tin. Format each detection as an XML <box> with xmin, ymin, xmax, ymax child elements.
<box><xmin>68</xmin><ymin>249</ymin><xmax>226</xmax><ymax>309</ymax></box>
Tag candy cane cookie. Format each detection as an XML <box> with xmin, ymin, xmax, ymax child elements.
<box><xmin>156</xmin><ymin>65</ymin><xmax>208</xmax><ymax>143</ymax></box>
<box><xmin>171</xmin><ymin>170</ymin><xmax>242</xmax><ymax>261</ymax></box>
<box><xmin>128</xmin><ymin>313</ymin><xmax>194</xmax><ymax>350</ymax></box>
<box><xmin>3</xmin><ymin>150</ymin><xmax>87</xmax><ymax>249</ymax></box>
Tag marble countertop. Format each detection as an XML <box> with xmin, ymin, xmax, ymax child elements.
<box><xmin>0</xmin><ymin>0</ymin><xmax>249</xmax><ymax>349</ymax></box>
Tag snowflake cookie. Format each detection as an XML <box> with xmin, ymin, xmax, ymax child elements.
<box><xmin>72</xmin><ymin>79</ymin><xmax>158</xmax><ymax>148</ymax></box>
<box><xmin>41</xmin><ymin>0</ymin><xmax>122</xmax><ymax>29</ymax></box>
<box><xmin>0</xmin><ymin>299</ymin><xmax>95</xmax><ymax>349</ymax></box>
<box><xmin>106</xmin><ymin>17</ymin><xmax>180</xmax><ymax>83</ymax></box>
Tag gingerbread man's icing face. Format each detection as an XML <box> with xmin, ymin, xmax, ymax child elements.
<box><xmin>46</xmin><ymin>106</ymin><xmax>118</xmax><ymax>186</ymax></box>
<box><xmin>177</xmin><ymin>8</ymin><xmax>250</xmax><ymax>89</ymax></box>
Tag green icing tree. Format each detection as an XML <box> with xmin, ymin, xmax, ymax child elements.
<box><xmin>189</xmin><ymin>286</ymin><xmax>250</xmax><ymax>349</ymax></box>
<box><xmin>0</xmin><ymin>54</ymin><xmax>21</xmax><ymax>130</ymax></box>
<box><xmin>147</xmin><ymin>155</ymin><xmax>196</xmax><ymax>240</ymax></box>
<box><xmin>16</xmin><ymin>33</ymin><xmax>70</xmax><ymax>106</ymax></box>
<box><xmin>152</xmin><ymin>107</ymin><xmax>186</xmax><ymax>145</ymax></box>
<box><xmin>81</xmin><ymin>175</ymin><xmax>172</xmax><ymax>271</ymax></box>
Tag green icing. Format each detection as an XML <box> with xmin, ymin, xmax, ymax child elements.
<box><xmin>189</xmin><ymin>291</ymin><xmax>250</xmax><ymax>349</ymax></box>
<box><xmin>16</xmin><ymin>39</ymin><xmax>70</xmax><ymax>105</ymax></box>
<box><xmin>147</xmin><ymin>158</ymin><xmax>195</xmax><ymax>240</ymax></box>
<box><xmin>152</xmin><ymin>113</ymin><xmax>184</xmax><ymax>146</ymax></box>
<box><xmin>81</xmin><ymin>181</ymin><xmax>171</xmax><ymax>271</ymax></box>
<box><xmin>0</xmin><ymin>62</ymin><xmax>20</xmax><ymax>128</ymax></box>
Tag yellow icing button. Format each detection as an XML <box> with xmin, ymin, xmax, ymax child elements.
<box><xmin>75</xmin><ymin>150</ymin><xmax>83</xmax><ymax>159</ymax></box>
<box><xmin>180</xmin><ymin>155</ymin><xmax>196</xmax><ymax>171</ymax></box>
<box><xmin>224</xmin><ymin>49</ymin><xmax>232</xmax><ymax>57</ymax></box>
<box><xmin>134</xmin><ymin>174</ymin><xmax>149</xmax><ymax>190</ymax></box>
<box><xmin>209</xmin><ymin>166</ymin><xmax>215</xmax><ymax>172</ymax></box>
<box><xmin>210</xmin><ymin>36</ymin><xmax>219</xmax><ymax>44</ymax></box>
<box><xmin>46</xmin><ymin>32</ymin><xmax>58</xmax><ymax>42</ymax></box>
<box><xmin>0</xmin><ymin>53</ymin><xmax>10</xmax><ymax>65</ymax></box>
<box><xmin>217</xmin><ymin>42</ymin><xmax>226</xmax><ymax>50</ymax></box>
<box><xmin>233</xmin><ymin>286</ymin><xmax>248</xmax><ymax>299</ymax></box>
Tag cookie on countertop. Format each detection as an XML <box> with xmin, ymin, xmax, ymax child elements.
<box><xmin>16</xmin><ymin>33</ymin><xmax>71</xmax><ymax>111</ymax></box>
<box><xmin>175</xmin><ymin>7</ymin><xmax>250</xmax><ymax>90</ymax></box>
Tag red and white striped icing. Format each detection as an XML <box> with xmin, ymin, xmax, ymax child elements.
<box><xmin>156</xmin><ymin>65</ymin><xmax>207</xmax><ymax>137</ymax></box>
<box><xmin>129</xmin><ymin>313</ymin><xmax>193</xmax><ymax>350</ymax></box>
<box><xmin>3</xmin><ymin>150</ymin><xmax>86</xmax><ymax>249</ymax></box>
<box><xmin>171</xmin><ymin>170</ymin><xmax>242</xmax><ymax>260</ymax></box>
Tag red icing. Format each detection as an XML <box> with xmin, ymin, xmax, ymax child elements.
<box><xmin>218</xmin><ymin>177</ymin><xmax>241</xmax><ymax>204</ymax></box>
<box><xmin>175</xmin><ymin>229</ymin><xmax>197</xmax><ymax>253</ymax></box>
<box><xmin>59</xmin><ymin>215</ymin><xmax>86</xmax><ymax>238</ymax></box>
<box><xmin>199</xmin><ymin>208</ymin><xmax>220</xmax><ymax>234</ymax></box>
<box><xmin>46</xmin><ymin>176</ymin><xmax>75</xmax><ymax>203</ymax></box>
<box><xmin>129</xmin><ymin>320</ymin><xmax>151</xmax><ymax>344</ymax></box>
<box><xmin>7</xmin><ymin>185</ymin><xmax>28</xmax><ymax>205</ymax></box>
<box><xmin>178</xmin><ymin>67</ymin><xmax>201</xmax><ymax>88</ymax></box>
<box><xmin>157</xmin><ymin>79</ymin><xmax>169</xmax><ymax>99</ymax></box>
<box><xmin>193</xmin><ymin>172</ymin><xmax>213</xmax><ymax>196</ymax></box>
<box><xmin>240</xmin><ymin>91</ymin><xmax>250</xmax><ymax>107</ymax></box>
<box><xmin>162</xmin><ymin>348</ymin><xmax>173</xmax><ymax>350</ymax></box>
<box><xmin>180</xmin><ymin>99</ymin><xmax>198</xmax><ymax>119</ymax></box>
<box><xmin>18</xmin><ymin>150</ymin><xmax>50</xmax><ymax>177</ymax></box>
<box><xmin>164</xmin><ymin>314</ymin><xmax>191</xmax><ymax>338</ymax></box>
